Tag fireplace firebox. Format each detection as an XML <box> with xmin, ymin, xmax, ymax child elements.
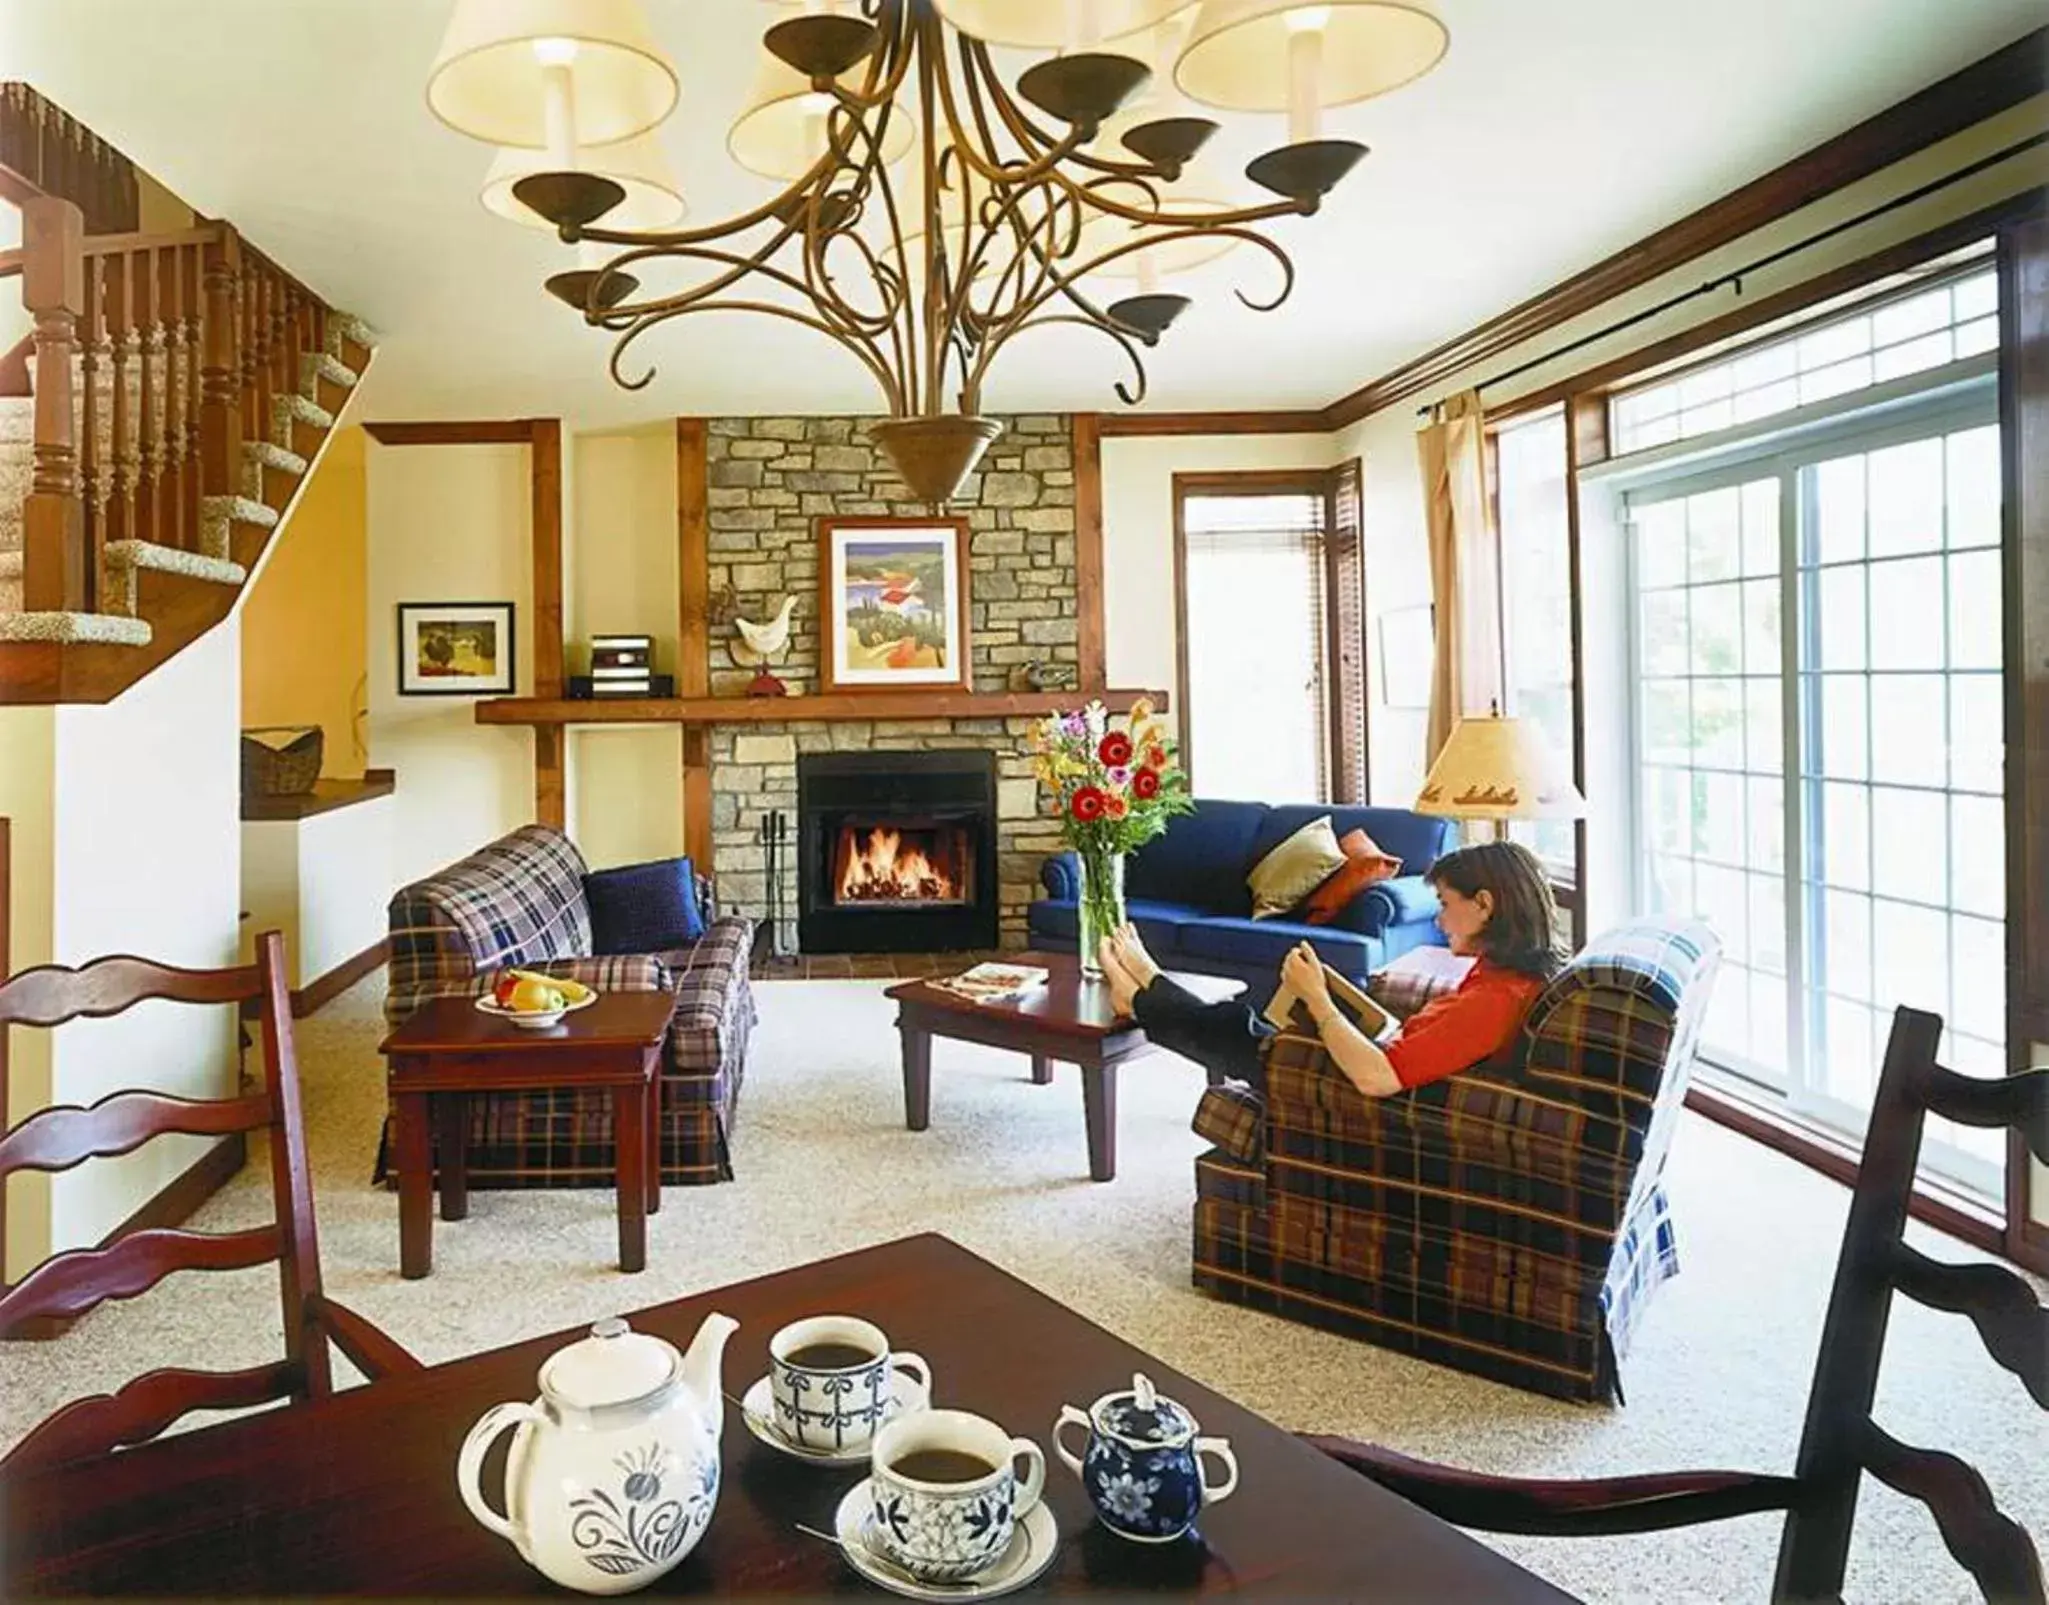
<box><xmin>797</xmin><ymin>751</ymin><xmax>998</xmax><ymax>953</ymax></box>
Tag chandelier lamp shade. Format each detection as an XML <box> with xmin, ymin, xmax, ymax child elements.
<box><xmin>432</xmin><ymin>0</ymin><xmax>1449</xmax><ymax>501</ymax></box>
<box><xmin>427</xmin><ymin>0</ymin><xmax>680</xmax><ymax>150</ymax></box>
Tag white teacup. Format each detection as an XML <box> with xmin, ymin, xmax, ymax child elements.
<box><xmin>869</xmin><ymin>1409</ymin><xmax>1046</xmax><ymax>1583</ymax></box>
<box><xmin>768</xmin><ymin>1315</ymin><xmax>931</xmax><ymax>1454</ymax></box>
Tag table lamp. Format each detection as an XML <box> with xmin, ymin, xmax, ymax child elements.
<box><xmin>1415</xmin><ymin>706</ymin><xmax>1585</xmax><ymax>840</ymax></box>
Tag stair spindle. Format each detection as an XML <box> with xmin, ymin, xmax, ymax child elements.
<box><xmin>156</xmin><ymin>245</ymin><xmax>186</xmax><ymax>549</ymax></box>
<box><xmin>183</xmin><ymin>243</ymin><xmax>202</xmax><ymax>538</ymax></box>
<box><xmin>20</xmin><ymin>196</ymin><xmax>90</xmax><ymax>613</ymax></box>
<box><xmin>134</xmin><ymin>248</ymin><xmax>162</xmax><ymax>550</ymax></box>
<box><xmin>79</xmin><ymin>253</ymin><xmax>102</xmax><ymax>597</ymax></box>
<box><xmin>104</xmin><ymin>251</ymin><xmax>133</xmax><ymax>552</ymax></box>
<box><xmin>200</xmin><ymin>227</ymin><xmax>242</xmax><ymax>500</ymax></box>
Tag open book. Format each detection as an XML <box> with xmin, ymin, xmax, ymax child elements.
<box><xmin>928</xmin><ymin>962</ymin><xmax>1051</xmax><ymax>1004</ymax></box>
<box><xmin>1262</xmin><ymin>963</ymin><xmax>1395</xmax><ymax>1041</ymax></box>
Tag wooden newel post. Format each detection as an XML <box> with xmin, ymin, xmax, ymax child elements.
<box><xmin>21</xmin><ymin>197</ymin><xmax>86</xmax><ymax>613</ymax></box>
<box><xmin>199</xmin><ymin>225</ymin><xmax>243</xmax><ymax>498</ymax></box>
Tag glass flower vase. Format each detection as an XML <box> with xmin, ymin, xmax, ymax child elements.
<box><xmin>1075</xmin><ymin>847</ymin><xmax>1127</xmax><ymax>978</ymax></box>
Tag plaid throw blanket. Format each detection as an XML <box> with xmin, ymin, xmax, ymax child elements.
<box><xmin>1192</xmin><ymin>920</ymin><xmax>1718</xmax><ymax>1403</ymax></box>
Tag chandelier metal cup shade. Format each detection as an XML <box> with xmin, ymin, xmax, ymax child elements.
<box><xmin>474</xmin><ymin>0</ymin><xmax>1445</xmax><ymax>501</ymax></box>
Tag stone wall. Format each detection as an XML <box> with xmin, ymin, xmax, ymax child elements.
<box><xmin>702</xmin><ymin>413</ymin><xmax>1078</xmax><ymax>949</ymax></box>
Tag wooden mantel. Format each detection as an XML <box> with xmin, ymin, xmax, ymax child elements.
<box><xmin>474</xmin><ymin>688</ymin><xmax>1166</xmax><ymax>728</ymax></box>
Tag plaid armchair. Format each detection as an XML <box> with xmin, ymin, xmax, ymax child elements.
<box><xmin>380</xmin><ymin>824</ymin><xmax>757</xmax><ymax>1189</ymax></box>
<box><xmin>1191</xmin><ymin>919</ymin><xmax>1720</xmax><ymax>1403</ymax></box>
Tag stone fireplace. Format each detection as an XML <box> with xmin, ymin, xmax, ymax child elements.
<box><xmin>797</xmin><ymin>751</ymin><xmax>998</xmax><ymax>953</ymax></box>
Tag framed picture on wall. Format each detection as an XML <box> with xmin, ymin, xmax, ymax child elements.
<box><xmin>396</xmin><ymin>602</ymin><xmax>517</xmax><ymax>696</ymax></box>
<box><xmin>1378</xmin><ymin>602</ymin><xmax>1434</xmax><ymax>709</ymax></box>
<box><xmin>817</xmin><ymin>515</ymin><xmax>972</xmax><ymax>694</ymax></box>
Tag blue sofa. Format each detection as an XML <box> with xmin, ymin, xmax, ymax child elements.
<box><xmin>1028</xmin><ymin>801</ymin><xmax>1457</xmax><ymax>998</ymax></box>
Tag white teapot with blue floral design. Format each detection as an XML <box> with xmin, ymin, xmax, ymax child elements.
<box><xmin>458</xmin><ymin>1313</ymin><xmax>737</xmax><ymax>1594</ymax></box>
<box><xmin>1053</xmin><ymin>1372</ymin><xmax>1238</xmax><ymax>1543</ymax></box>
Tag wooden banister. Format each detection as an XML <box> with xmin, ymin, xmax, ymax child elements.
<box><xmin>0</xmin><ymin>84</ymin><xmax>140</xmax><ymax>236</ymax></box>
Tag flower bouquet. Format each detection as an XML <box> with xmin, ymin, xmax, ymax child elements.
<box><xmin>1029</xmin><ymin>698</ymin><xmax>1194</xmax><ymax>975</ymax></box>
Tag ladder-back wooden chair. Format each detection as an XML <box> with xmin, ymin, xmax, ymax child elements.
<box><xmin>0</xmin><ymin>930</ymin><xmax>421</xmax><ymax>1473</ymax></box>
<box><xmin>1306</xmin><ymin>1004</ymin><xmax>2048</xmax><ymax>1603</ymax></box>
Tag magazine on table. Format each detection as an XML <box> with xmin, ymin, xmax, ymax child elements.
<box><xmin>929</xmin><ymin>962</ymin><xmax>1051</xmax><ymax>1003</ymax></box>
<box><xmin>1263</xmin><ymin>963</ymin><xmax>1395</xmax><ymax>1041</ymax></box>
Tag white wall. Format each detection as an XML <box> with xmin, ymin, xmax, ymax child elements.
<box><xmin>566</xmin><ymin>425</ymin><xmax>683</xmax><ymax>868</ymax></box>
<box><xmin>366</xmin><ymin>441</ymin><xmax>536</xmax><ymax>888</ymax></box>
<box><xmin>241</xmin><ymin>797</ymin><xmax>394</xmax><ymax>989</ymax></box>
<box><xmin>1100</xmin><ymin>431</ymin><xmax>1337</xmax><ymax>736</ymax></box>
<box><xmin>48</xmin><ymin>620</ymin><xmax>242</xmax><ymax>1254</ymax></box>
<box><xmin>0</xmin><ymin>703</ymin><xmax>57</xmax><ymax>1283</ymax></box>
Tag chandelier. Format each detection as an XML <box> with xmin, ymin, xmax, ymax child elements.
<box><xmin>428</xmin><ymin>0</ymin><xmax>1449</xmax><ymax>500</ymax></box>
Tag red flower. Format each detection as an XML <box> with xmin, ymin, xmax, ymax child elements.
<box><xmin>1071</xmin><ymin>787</ymin><xmax>1107</xmax><ymax>822</ymax></box>
<box><xmin>1142</xmin><ymin>744</ymin><xmax>1168</xmax><ymax>770</ymax></box>
<box><xmin>1098</xmin><ymin>731</ymin><xmax>1134</xmax><ymax>768</ymax></box>
<box><xmin>1131</xmin><ymin>766</ymin><xmax>1161</xmax><ymax>800</ymax></box>
<box><xmin>1106</xmin><ymin>794</ymin><xmax>1128</xmax><ymax>818</ymax></box>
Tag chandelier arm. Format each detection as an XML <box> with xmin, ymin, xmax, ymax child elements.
<box><xmin>965</xmin><ymin>312</ymin><xmax>1151</xmax><ymax>415</ymax></box>
<box><xmin>933</xmin><ymin>35</ymin><xmax>1092</xmax><ymax>191</ymax></box>
<box><xmin>606</xmin><ymin>297</ymin><xmax>905</xmax><ymax>413</ymax></box>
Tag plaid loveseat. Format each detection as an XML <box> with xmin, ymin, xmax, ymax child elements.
<box><xmin>380</xmin><ymin>824</ymin><xmax>757</xmax><ymax>1189</ymax></box>
<box><xmin>1191</xmin><ymin>919</ymin><xmax>1719</xmax><ymax>1403</ymax></box>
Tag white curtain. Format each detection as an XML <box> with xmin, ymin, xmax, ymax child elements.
<box><xmin>1416</xmin><ymin>389</ymin><xmax>1503</xmax><ymax>765</ymax></box>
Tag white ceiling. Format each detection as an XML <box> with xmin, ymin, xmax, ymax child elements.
<box><xmin>6</xmin><ymin>1</ymin><xmax>2040</xmax><ymax>426</ymax></box>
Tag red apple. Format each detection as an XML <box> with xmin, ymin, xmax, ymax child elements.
<box><xmin>492</xmin><ymin>971</ymin><xmax>520</xmax><ymax>1006</ymax></box>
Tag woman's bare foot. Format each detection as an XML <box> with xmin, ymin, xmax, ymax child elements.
<box><xmin>1108</xmin><ymin>922</ymin><xmax>1162</xmax><ymax>990</ymax></box>
<box><xmin>1097</xmin><ymin>935</ymin><xmax>1141</xmax><ymax>1016</ymax></box>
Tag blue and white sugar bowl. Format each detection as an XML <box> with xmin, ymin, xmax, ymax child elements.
<box><xmin>1053</xmin><ymin>1372</ymin><xmax>1238</xmax><ymax>1543</ymax></box>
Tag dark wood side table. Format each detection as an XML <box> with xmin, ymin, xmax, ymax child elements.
<box><xmin>885</xmin><ymin>954</ymin><xmax>1244</xmax><ymax>1182</ymax></box>
<box><xmin>378</xmin><ymin>990</ymin><xmax>676</xmax><ymax>1278</ymax></box>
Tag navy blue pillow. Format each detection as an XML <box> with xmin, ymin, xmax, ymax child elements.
<box><xmin>585</xmin><ymin>857</ymin><xmax>705</xmax><ymax>955</ymax></box>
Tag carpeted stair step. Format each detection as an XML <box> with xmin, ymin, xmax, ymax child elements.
<box><xmin>199</xmin><ymin>494</ymin><xmax>279</xmax><ymax>564</ymax></box>
<box><xmin>241</xmin><ymin>438</ymin><xmax>308</xmax><ymax>502</ymax></box>
<box><xmin>325</xmin><ymin>313</ymin><xmax>377</xmax><ymax>362</ymax></box>
<box><xmin>302</xmin><ymin>351</ymin><xmax>359</xmax><ymax>392</ymax></box>
<box><xmin>273</xmin><ymin>392</ymin><xmax>333</xmax><ymax>454</ymax></box>
<box><xmin>0</xmin><ymin>549</ymin><xmax>20</xmax><ymax>616</ymax></box>
<box><xmin>102</xmin><ymin>539</ymin><xmax>246</xmax><ymax>617</ymax></box>
<box><xmin>0</xmin><ymin>609</ymin><xmax>152</xmax><ymax>645</ymax></box>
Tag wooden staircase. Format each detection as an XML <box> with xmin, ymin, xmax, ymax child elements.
<box><xmin>0</xmin><ymin>87</ymin><xmax>372</xmax><ymax>704</ymax></box>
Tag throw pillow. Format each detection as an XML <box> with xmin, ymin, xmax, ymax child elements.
<box><xmin>585</xmin><ymin>856</ymin><xmax>706</xmax><ymax>956</ymax></box>
<box><xmin>1246</xmin><ymin>816</ymin><xmax>1349</xmax><ymax>919</ymax></box>
<box><xmin>1301</xmin><ymin>828</ymin><xmax>1403</xmax><ymax>925</ymax></box>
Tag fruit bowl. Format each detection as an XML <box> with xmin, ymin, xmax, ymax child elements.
<box><xmin>474</xmin><ymin>992</ymin><xmax>597</xmax><ymax>1030</ymax></box>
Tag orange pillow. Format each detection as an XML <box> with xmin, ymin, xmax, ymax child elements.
<box><xmin>1301</xmin><ymin>829</ymin><xmax>1402</xmax><ymax>925</ymax></box>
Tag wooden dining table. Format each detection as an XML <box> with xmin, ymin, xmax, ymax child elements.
<box><xmin>0</xmin><ymin>1233</ymin><xmax>1577</xmax><ymax>1600</ymax></box>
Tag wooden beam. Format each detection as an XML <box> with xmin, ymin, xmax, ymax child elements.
<box><xmin>362</xmin><ymin>420</ymin><xmax>541</xmax><ymax>446</ymax></box>
<box><xmin>475</xmin><ymin>689</ymin><xmax>1170</xmax><ymax>727</ymax></box>
<box><xmin>677</xmin><ymin>418</ymin><xmax>713</xmax><ymax>868</ymax></box>
<box><xmin>1324</xmin><ymin>28</ymin><xmax>2049</xmax><ymax>426</ymax></box>
<box><xmin>530</xmin><ymin>420</ymin><xmax>563</xmax><ymax>699</ymax></box>
<box><xmin>1071</xmin><ymin>413</ymin><xmax>1106</xmax><ymax>691</ymax></box>
<box><xmin>534</xmin><ymin>726</ymin><xmax>566</xmax><ymax>830</ymax></box>
<box><xmin>1095</xmin><ymin>409</ymin><xmax>1329</xmax><ymax>437</ymax></box>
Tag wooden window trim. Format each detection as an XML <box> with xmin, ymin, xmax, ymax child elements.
<box><xmin>1172</xmin><ymin>468</ymin><xmax>1363</xmax><ymax>802</ymax></box>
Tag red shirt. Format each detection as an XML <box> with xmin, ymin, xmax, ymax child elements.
<box><xmin>1383</xmin><ymin>958</ymin><xmax>1545</xmax><ymax>1090</ymax></box>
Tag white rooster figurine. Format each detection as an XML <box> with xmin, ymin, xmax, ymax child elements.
<box><xmin>732</xmin><ymin>595</ymin><xmax>797</xmax><ymax>697</ymax></box>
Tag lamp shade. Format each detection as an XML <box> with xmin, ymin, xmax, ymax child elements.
<box><xmin>727</xmin><ymin>53</ymin><xmax>914</xmax><ymax>182</ymax></box>
<box><xmin>483</xmin><ymin>135</ymin><xmax>686</xmax><ymax>231</ymax></box>
<box><xmin>428</xmin><ymin>0</ymin><xmax>679</xmax><ymax>148</ymax></box>
<box><xmin>1414</xmin><ymin>713</ymin><xmax>1585</xmax><ymax>822</ymax></box>
<box><xmin>1176</xmin><ymin>0</ymin><xmax>1448</xmax><ymax>113</ymax></box>
<box><xmin>931</xmin><ymin>0</ymin><xmax>1196</xmax><ymax>51</ymax></box>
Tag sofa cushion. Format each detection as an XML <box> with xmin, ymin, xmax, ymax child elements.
<box><xmin>1126</xmin><ymin>799</ymin><xmax>1269</xmax><ymax>914</ymax></box>
<box><xmin>1301</xmin><ymin>828</ymin><xmax>1402</xmax><ymax>925</ymax></box>
<box><xmin>586</xmin><ymin>856</ymin><xmax>705</xmax><ymax>955</ymax></box>
<box><xmin>1248</xmin><ymin>815</ymin><xmax>1350</xmax><ymax>919</ymax></box>
<box><xmin>1251</xmin><ymin>806</ymin><xmax>1453</xmax><ymax>880</ymax></box>
<box><xmin>1177</xmin><ymin>914</ymin><xmax>1377</xmax><ymax>976</ymax></box>
<box><xmin>1027</xmin><ymin>897</ymin><xmax>1205</xmax><ymax>952</ymax></box>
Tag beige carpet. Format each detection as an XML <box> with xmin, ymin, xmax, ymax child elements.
<box><xmin>2</xmin><ymin>974</ymin><xmax>2042</xmax><ymax>1604</ymax></box>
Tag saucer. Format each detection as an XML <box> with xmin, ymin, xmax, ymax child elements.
<box><xmin>739</xmin><ymin>1372</ymin><xmax>923</xmax><ymax>1466</ymax></box>
<box><xmin>831</xmin><ymin>1477</ymin><xmax>1058</xmax><ymax>1600</ymax></box>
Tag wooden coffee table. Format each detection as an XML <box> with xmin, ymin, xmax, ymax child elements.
<box><xmin>379</xmin><ymin>990</ymin><xmax>676</xmax><ymax>1278</ymax></box>
<box><xmin>885</xmin><ymin>953</ymin><xmax>1244</xmax><ymax>1182</ymax></box>
<box><xmin>0</xmin><ymin>1233</ymin><xmax>1574</xmax><ymax>1600</ymax></box>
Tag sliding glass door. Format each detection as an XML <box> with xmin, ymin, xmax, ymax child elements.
<box><xmin>1624</xmin><ymin>387</ymin><xmax>2003</xmax><ymax>1194</ymax></box>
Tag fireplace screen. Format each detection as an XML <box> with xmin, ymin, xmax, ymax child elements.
<box><xmin>832</xmin><ymin>822</ymin><xmax>973</xmax><ymax>907</ymax></box>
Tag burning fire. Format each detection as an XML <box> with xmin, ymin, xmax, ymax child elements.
<box><xmin>838</xmin><ymin>826</ymin><xmax>960</xmax><ymax>904</ymax></box>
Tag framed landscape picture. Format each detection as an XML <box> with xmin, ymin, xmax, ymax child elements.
<box><xmin>818</xmin><ymin>515</ymin><xmax>972</xmax><ymax>694</ymax></box>
<box><xmin>396</xmin><ymin>602</ymin><xmax>517</xmax><ymax>696</ymax></box>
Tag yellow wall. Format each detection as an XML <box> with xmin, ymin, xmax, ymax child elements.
<box><xmin>0</xmin><ymin>707</ymin><xmax>56</xmax><ymax>1284</ymax></box>
<box><xmin>241</xmin><ymin>426</ymin><xmax>369</xmax><ymax>779</ymax></box>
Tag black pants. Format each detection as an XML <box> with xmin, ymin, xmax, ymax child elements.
<box><xmin>1132</xmin><ymin>975</ymin><xmax>1275</xmax><ymax>1088</ymax></box>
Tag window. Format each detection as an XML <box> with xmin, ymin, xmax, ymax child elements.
<box><xmin>1611</xmin><ymin>254</ymin><xmax>1998</xmax><ymax>455</ymax></box>
<box><xmin>1622</xmin><ymin>382</ymin><xmax>2004</xmax><ymax>1197</ymax></box>
<box><xmin>1495</xmin><ymin>409</ymin><xmax>1577</xmax><ymax>874</ymax></box>
<box><xmin>1176</xmin><ymin>483</ymin><xmax>1331</xmax><ymax>804</ymax></box>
